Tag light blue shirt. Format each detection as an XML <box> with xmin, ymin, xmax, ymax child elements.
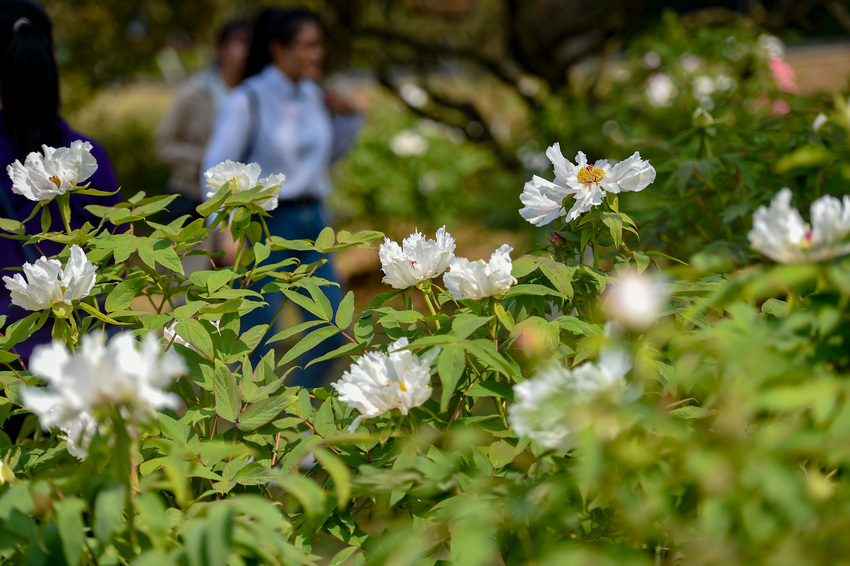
<box><xmin>201</xmin><ymin>64</ymin><xmax>362</xmax><ymax>201</ymax></box>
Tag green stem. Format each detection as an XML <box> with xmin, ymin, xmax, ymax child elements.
<box><xmin>420</xmin><ymin>287</ymin><xmax>441</xmax><ymax>330</ymax></box>
<box><xmin>232</xmin><ymin>235</ymin><xmax>246</xmax><ymax>274</ymax></box>
<box><xmin>592</xmin><ymin>233</ymin><xmax>600</xmax><ymax>270</ymax></box>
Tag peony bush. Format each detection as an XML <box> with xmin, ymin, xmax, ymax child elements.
<box><xmin>2</xmin><ymin>61</ymin><xmax>850</xmax><ymax>566</ymax></box>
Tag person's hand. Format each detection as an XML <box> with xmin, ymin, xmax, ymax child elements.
<box><xmin>324</xmin><ymin>91</ymin><xmax>367</xmax><ymax>114</ymax></box>
<box><xmin>214</xmin><ymin>228</ymin><xmax>241</xmax><ymax>268</ymax></box>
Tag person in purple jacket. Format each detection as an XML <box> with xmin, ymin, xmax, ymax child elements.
<box><xmin>0</xmin><ymin>0</ymin><xmax>121</xmax><ymax>362</ymax></box>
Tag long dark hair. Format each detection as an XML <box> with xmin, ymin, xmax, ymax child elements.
<box><xmin>242</xmin><ymin>7</ymin><xmax>322</xmax><ymax>81</ymax></box>
<box><xmin>0</xmin><ymin>0</ymin><xmax>61</xmax><ymax>158</ymax></box>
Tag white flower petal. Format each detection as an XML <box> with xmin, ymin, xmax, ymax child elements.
<box><xmin>444</xmin><ymin>244</ymin><xmax>517</xmax><ymax>300</ymax></box>
<box><xmin>379</xmin><ymin>227</ymin><xmax>455</xmax><ymax>289</ymax></box>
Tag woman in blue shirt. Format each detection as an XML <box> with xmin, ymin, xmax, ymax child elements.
<box><xmin>202</xmin><ymin>8</ymin><xmax>363</xmax><ymax>387</ymax></box>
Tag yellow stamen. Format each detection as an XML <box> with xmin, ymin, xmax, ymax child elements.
<box><xmin>576</xmin><ymin>165</ymin><xmax>605</xmax><ymax>185</ymax></box>
<box><xmin>397</xmin><ymin>381</ymin><xmax>407</xmax><ymax>392</ymax></box>
<box><xmin>49</xmin><ymin>176</ymin><xmax>62</xmax><ymax>189</ymax></box>
<box><xmin>60</xmin><ymin>285</ymin><xmax>68</xmax><ymax>294</ymax></box>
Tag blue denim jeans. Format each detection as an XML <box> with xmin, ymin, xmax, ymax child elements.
<box><xmin>241</xmin><ymin>201</ymin><xmax>344</xmax><ymax>388</ymax></box>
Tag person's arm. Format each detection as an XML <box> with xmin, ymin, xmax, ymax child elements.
<box><xmin>200</xmin><ymin>89</ymin><xmax>253</xmax><ymax>193</ymax></box>
<box><xmin>155</xmin><ymin>85</ymin><xmax>207</xmax><ymax>169</ymax></box>
<box><xmin>324</xmin><ymin>91</ymin><xmax>365</xmax><ymax>163</ymax></box>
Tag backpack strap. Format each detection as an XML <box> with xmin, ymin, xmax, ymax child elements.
<box><xmin>240</xmin><ymin>86</ymin><xmax>260</xmax><ymax>163</ymax></box>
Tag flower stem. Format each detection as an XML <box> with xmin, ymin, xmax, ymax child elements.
<box><xmin>592</xmin><ymin>234</ymin><xmax>600</xmax><ymax>270</ymax></box>
<box><xmin>420</xmin><ymin>287</ymin><xmax>441</xmax><ymax>329</ymax></box>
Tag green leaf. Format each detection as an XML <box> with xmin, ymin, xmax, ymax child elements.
<box><xmin>493</xmin><ymin>302</ymin><xmax>514</xmax><ymax>332</ymax></box>
<box><xmin>267</xmin><ymin>319</ymin><xmax>325</xmax><ymax>343</ymax></box>
<box><xmin>335</xmin><ymin>291</ymin><xmax>355</xmax><ymax>330</ymax></box>
<box><xmin>55</xmin><ymin>497</ymin><xmax>86</xmax><ymax>565</ymax></box>
<box><xmin>277</xmin><ymin>326</ymin><xmax>341</xmax><ymax>367</ymax></box>
<box><xmin>213</xmin><ymin>361</ymin><xmax>241</xmax><ymax>422</ymax></box>
<box><xmin>505</xmin><ymin>284</ymin><xmax>565</xmax><ymax>299</ymax></box>
<box><xmin>313</xmin><ymin>448</ymin><xmax>352</xmax><ymax>509</ymax></box>
<box><xmin>0</xmin><ymin>217</ymin><xmax>25</xmax><ymax>234</ymax></box>
<box><xmin>136</xmin><ymin>493</ymin><xmax>168</xmax><ymax>549</ymax></box>
<box><xmin>94</xmin><ymin>483</ymin><xmax>126</xmax><ymax>545</ymax></box>
<box><xmin>297</xmin><ymin>278</ymin><xmax>334</xmax><ymax>321</ymax></box>
<box><xmin>235</xmin><ymin>462</ymin><xmax>276</xmax><ymax>485</ymax></box>
<box><xmin>152</xmin><ymin>239</ymin><xmax>184</xmax><ymax>275</ymax></box>
<box><xmin>511</xmin><ymin>255</ymin><xmax>539</xmax><ymax>278</ymax></box>
<box><xmin>304</xmin><ymin>340</ymin><xmax>365</xmax><ymax>368</ymax></box>
<box><xmin>76</xmin><ymin>301</ymin><xmax>123</xmax><ymax>325</ymax></box>
<box><xmin>438</xmin><ymin>344</ymin><xmax>466</xmax><ymax>411</ymax></box>
<box><xmin>449</xmin><ymin>314</ymin><xmax>492</xmax><ymax>340</ymax></box>
<box><xmin>237</xmin><ymin>396</ymin><xmax>295</xmax><ymax>431</ymax></box>
<box><xmin>314</xmin><ymin>226</ymin><xmax>336</xmax><ymax>252</ymax></box>
<box><xmin>204</xmin><ymin>503</ymin><xmax>233</xmax><ymax>566</ymax></box>
<box><xmin>282</xmin><ymin>289</ymin><xmax>330</xmax><ymax>322</ymax></box>
<box><xmin>176</xmin><ymin>319</ymin><xmax>215</xmax><ymax>360</ymax></box>
<box><xmin>105</xmin><ymin>277</ymin><xmax>147</xmax><ymax>312</ymax></box>
<box><xmin>538</xmin><ymin>257</ymin><xmax>574</xmax><ymax>299</ymax></box>
<box><xmin>274</xmin><ymin>474</ymin><xmax>327</xmax><ymax>517</ymax></box>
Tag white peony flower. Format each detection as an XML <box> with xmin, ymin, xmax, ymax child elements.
<box><xmin>389</xmin><ymin>130</ymin><xmax>428</xmax><ymax>157</ymax></box>
<box><xmin>6</xmin><ymin>140</ymin><xmax>98</xmax><ymax>202</ymax></box>
<box><xmin>3</xmin><ymin>245</ymin><xmax>96</xmax><ymax>312</ymax></box>
<box><xmin>379</xmin><ymin>226</ymin><xmax>455</xmax><ymax>289</ymax></box>
<box><xmin>22</xmin><ymin>332</ymin><xmax>185</xmax><ymax>458</ymax></box>
<box><xmin>603</xmin><ymin>271</ymin><xmax>669</xmax><ymax>330</ymax></box>
<box><xmin>519</xmin><ymin>143</ymin><xmax>656</xmax><ymax>226</ymax></box>
<box><xmin>748</xmin><ymin>188</ymin><xmax>850</xmax><ymax>264</ymax></box>
<box><xmin>204</xmin><ymin>160</ymin><xmax>283</xmax><ymax>210</ymax></box>
<box><xmin>332</xmin><ymin>337</ymin><xmax>437</xmax><ymax>431</ymax></box>
<box><xmin>443</xmin><ymin>244</ymin><xmax>517</xmax><ymax>300</ymax></box>
<box><xmin>508</xmin><ymin>349</ymin><xmax>631</xmax><ymax>450</ymax></box>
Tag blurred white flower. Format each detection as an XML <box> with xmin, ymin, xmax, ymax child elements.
<box><xmin>603</xmin><ymin>271</ymin><xmax>668</xmax><ymax>330</ymax></box>
<box><xmin>6</xmin><ymin>140</ymin><xmax>98</xmax><ymax>202</ymax></box>
<box><xmin>646</xmin><ymin>73</ymin><xmax>676</xmax><ymax>107</ymax></box>
<box><xmin>389</xmin><ymin>130</ymin><xmax>428</xmax><ymax>157</ymax></box>
<box><xmin>813</xmin><ymin>113</ymin><xmax>829</xmax><ymax>133</ymax></box>
<box><xmin>758</xmin><ymin>33</ymin><xmax>785</xmax><ymax>58</ymax></box>
<box><xmin>399</xmin><ymin>83</ymin><xmax>428</xmax><ymax>108</ymax></box>
<box><xmin>749</xmin><ymin>188</ymin><xmax>850</xmax><ymax>263</ymax></box>
<box><xmin>508</xmin><ymin>349</ymin><xmax>631</xmax><ymax>450</ymax></box>
<box><xmin>3</xmin><ymin>245</ymin><xmax>96</xmax><ymax>312</ymax></box>
<box><xmin>520</xmin><ymin>143</ymin><xmax>656</xmax><ymax>226</ymax></box>
<box><xmin>379</xmin><ymin>226</ymin><xmax>455</xmax><ymax>289</ymax></box>
<box><xmin>332</xmin><ymin>337</ymin><xmax>436</xmax><ymax>431</ymax></box>
<box><xmin>204</xmin><ymin>160</ymin><xmax>283</xmax><ymax>211</ymax></box>
<box><xmin>680</xmin><ymin>53</ymin><xmax>702</xmax><ymax>73</ymax></box>
<box><xmin>643</xmin><ymin>51</ymin><xmax>661</xmax><ymax>69</ymax></box>
<box><xmin>444</xmin><ymin>244</ymin><xmax>516</xmax><ymax>300</ymax></box>
<box><xmin>23</xmin><ymin>332</ymin><xmax>185</xmax><ymax>457</ymax></box>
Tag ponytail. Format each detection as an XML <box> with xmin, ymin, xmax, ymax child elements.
<box><xmin>242</xmin><ymin>8</ymin><xmax>322</xmax><ymax>81</ymax></box>
<box><xmin>0</xmin><ymin>1</ymin><xmax>61</xmax><ymax>159</ymax></box>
